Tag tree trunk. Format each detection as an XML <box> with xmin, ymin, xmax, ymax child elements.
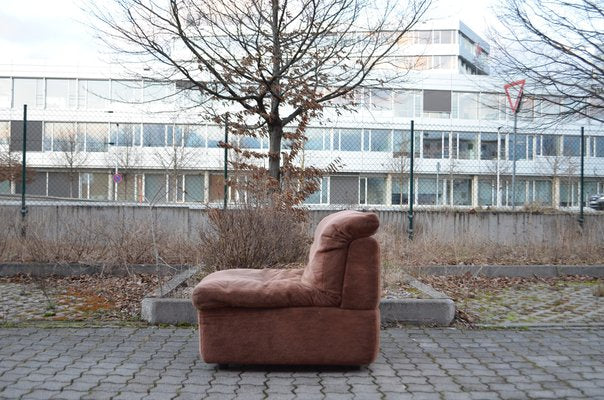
<box><xmin>268</xmin><ymin>124</ymin><xmax>283</xmax><ymax>182</ymax></box>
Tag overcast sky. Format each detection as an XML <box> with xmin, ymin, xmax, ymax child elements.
<box><xmin>0</xmin><ymin>0</ymin><xmax>497</xmax><ymax>65</ymax></box>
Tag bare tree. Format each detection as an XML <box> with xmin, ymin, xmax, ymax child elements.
<box><xmin>152</xmin><ymin>144</ymin><xmax>196</xmax><ymax>202</ymax></box>
<box><xmin>88</xmin><ymin>0</ymin><xmax>432</xmax><ymax>190</ymax></box>
<box><xmin>0</xmin><ymin>147</ymin><xmax>35</xmax><ymax>195</ymax></box>
<box><xmin>489</xmin><ymin>0</ymin><xmax>604</xmax><ymax>123</ymax></box>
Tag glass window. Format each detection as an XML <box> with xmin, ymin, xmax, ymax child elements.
<box><xmin>559</xmin><ymin>181</ymin><xmax>576</xmax><ymax>207</ymax></box>
<box><xmin>478</xmin><ymin>180</ymin><xmax>494</xmax><ymax>206</ymax></box>
<box><xmin>337</xmin><ymin>129</ymin><xmax>361</xmax><ymax>151</ymax></box>
<box><xmin>422</xmin><ymin>131</ymin><xmax>443</xmax><ymax>159</ymax></box>
<box><xmin>416</xmin><ymin>31</ymin><xmax>431</xmax><ymax>44</ymax></box>
<box><xmin>0</xmin><ymin>121</ymin><xmax>9</xmax><ymax>145</ymax></box>
<box><xmin>453</xmin><ymin>178</ymin><xmax>472</xmax><ymax>205</ymax></box>
<box><xmin>144</xmin><ymin>174</ymin><xmax>166</xmax><ymax>202</ymax></box>
<box><xmin>440</xmin><ymin>30</ymin><xmax>455</xmax><ymax>44</ymax></box>
<box><xmin>509</xmin><ymin>134</ymin><xmax>529</xmax><ymax>160</ymax></box>
<box><xmin>366</xmin><ymin>129</ymin><xmax>391</xmax><ymax>152</ymax></box>
<box><xmin>533</xmin><ymin>180</ymin><xmax>552</xmax><ymax>205</ymax></box>
<box><xmin>457</xmin><ymin>132</ymin><xmax>477</xmax><ymax>159</ymax></box>
<box><xmin>595</xmin><ymin>137</ymin><xmax>604</xmax><ymax>157</ymax></box>
<box><xmin>417</xmin><ymin>178</ymin><xmax>439</xmax><ymax>205</ymax></box>
<box><xmin>112</xmin><ymin>80</ymin><xmax>141</xmax><ymax>103</ymax></box>
<box><xmin>0</xmin><ymin>179</ymin><xmax>10</xmax><ymax>194</ymax></box>
<box><xmin>563</xmin><ymin>135</ymin><xmax>581</xmax><ymax>157</ymax></box>
<box><xmin>114</xmin><ymin>173</ymin><xmax>140</xmax><ymax>201</ymax></box>
<box><xmin>304</xmin><ymin>177</ymin><xmax>329</xmax><ymax>204</ymax></box>
<box><xmin>0</xmin><ymin>78</ymin><xmax>11</xmax><ymax>108</ymax></box>
<box><xmin>479</xmin><ymin>93</ymin><xmax>499</xmax><ymax>120</ymax></box>
<box><xmin>80</xmin><ymin>173</ymin><xmax>109</xmax><ymax>200</ymax></box>
<box><xmin>79</xmin><ymin>123</ymin><xmax>108</xmax><ymax>152</ymax></box>
<box><xmin>367</xmin><ymin>176</ymin><xmax>386</xmax><ymax>204</ymax></box>
<box><xmin>13</xmin><ymin>78</ymin><xmax>44</xmax><ymax>108</ymax></box>
<box><xmin>391</xmin><ymin>177</ymin><xmax>408</xmax><ymax>205</ymax></box>
<box><xmin>143</xmin><ymin>81</ymin><xmax>173</xmax><ymax>103</ymax></box>
<box><xmin>456</xmin><ymin>92</ymin><xmax>478</xmax><ymax>119</ymax></box>
<box><xmin>393</xmin><ymin>90</ymin><xmax>415</xmax><ymax>118</ymax></box>
<box><xmin>240</xmin><ymin>135</ymin><xmax>261</xmax><ymax>149</ymax></box>
<box><xmin>44</xmin><ymin>122</ymin><xmax>77</xmax><ymax>152</ymax></box>
<box><xmin>79</xmin><ymin>80</ymin><xmax>110</xmax><ymax>109</ymax></box>
<box><xmin>111</xmin><ymin>123</ymin><xmax>141</xmax><ymax>147</ymax></box>
<box><xmin>480</xmin><ymin>133</ymin><xmax>502</xmax><ymax>160</ymax></box>
<box><xmin>537</xmin><ymin>135</ymin><xmax>559</xmax><ymax>156</ymax></box>
<box><xmin>184</xmin><ymin>175</ymin><xmax>204</xmax><ymax>202</ymax></box>
<box><xmin>143</xmin><ymin>124</ymin><xmax>166</xmax><ymax>147</ymax></box>
<box><xmin>206</xmin><ymin>125</ymin><xmax>221</xmax><ymax>148</ymax></box>
<box><xmin>46</xmin><ymin>79</ymin><xmax>77</xmax><ymax>109</ymax></box>
<box><xmin>304</xmin><ymin>128</ymin><xmax>324</xmax><ymax>150</ymax></box>
<box><xmin>370</xmin><ymin>89</ymin><xmax>391</xmax><ymax>111</ymax></box>
<box><xmin>509</xmin><ymin>179</ymin><xmax>527</xmax><ymax>206</ymax></box>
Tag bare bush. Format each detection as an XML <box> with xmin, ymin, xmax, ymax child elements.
<box><xmin>198</xmin><ymin>207</ymin><xmax>311</xmax><ymax>271</ymax></box>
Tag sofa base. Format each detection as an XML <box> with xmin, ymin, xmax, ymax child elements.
<box><xmin>197</xmin><ymin>307</ymin><xmax>380</xmax><ymax>366</ymax></box>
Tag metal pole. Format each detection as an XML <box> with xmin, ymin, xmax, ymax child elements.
<box><xmin>511</xmin><ymin>93</ymin><xmax>522</xmax><ymax>209</ymax></box>
<box><xmin>223</xmin><ymin>115</ymin><xmax>229</xmax><ymax>210</ymax></box>
<box><xmin>578</xmin><ymin>126</ymin><xmax>585</xmax><ymax>229</ymax></box>
<box><xmin>20</xmin><ymin>104</ymin><xmax>28</xmax><ymax>233</ymax></box>
<box><xmin>408</xmin><ymin>120</ymin><xmax>414</xmax><ymax>240</ymax></box>
<box><xmin>511</xmin><ymin>110</ymin><xmax>518</xmax><ymax>210</ymax></box>
<box><xmin>496</xmin><ymin>127</ymin><xmax>501</xmax><ymax>207</ymax></box>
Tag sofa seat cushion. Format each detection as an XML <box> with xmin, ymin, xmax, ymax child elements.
<box><xmin>192</xmin><ymin>268</ymin><xmax>341</xmax><ymax>310</ymax></box>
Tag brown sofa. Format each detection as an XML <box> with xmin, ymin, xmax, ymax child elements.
<box><xmin>191</xmin><ymin>210</ymin><xmax>381</xmax><ymax>365</ymax></box>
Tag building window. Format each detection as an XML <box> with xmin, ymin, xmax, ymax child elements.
<box><xmin>304</xmin><ymin>177</ymin><xmax>329</xmax><ymax>204</ymax></box>
<box><xmin>536</xmin><ymin>135</ymin><xmax>559</xmax><ymax>157</ymax></box>
<box><xmin>44</xmin><ymin>122</ymin><xmax>78</xmax><ymax>152</ymax></box>
<box><xmin>562</xmin><ymin>135</ymin><xmax>581</xmax><ymax>157</ymax></box>
<box><xmin>206</xmin><ymin>125</ymin><xmax>222</xmax><ymax>149</ymax></box>
<box><xmin>593</xmin><ymin>136</ymin><xmax>604</xmax><ymax>157</ymax></box>
<box><xmin>391</xmin><ymin>177</ymin><xmax>409</xmax><ymax>205</ymax></box>
<box><xmin>334</xmin><ymin>129</ymin><xmax>361</xmax><ymax>151</ymax></box>
<box><xmin>423</xmin><ymin>90</ymin><xmax>451</xmax><ymax>117</ymax></box>
<box><xmin>417</xmin><ymin>177</ymin><xmax>440</xmax><ymax>205</ymax></box>
<box><xmin>454</xmin><ymin>92</ymin><xmax>478</xmax><ymax>119</ymax></box>
<box><xmin>454</xmin><ymin>132</ymin><xmax>477</xmax><ymax>159</ymax></box>
<box><xmin>143</xmin><ymin>124</ymin><xmax>167</xmax><ymax>147</ymax></box>
<box><xmin>144</xmin><ymin>173</ymin><xmax>166</xmax><ymax>202</ymax></box>
<box><xmin>78</xmin><ymin>80</ymin><xmax>110</xmax><ymax>109</ymax></box>
<box><xmin>80</xmin><ymin>173</ymin><xmax>109</xmax><ymax>200</ymax></box>
<box><xmin>508</xmin><ymin>134</ymin><xmax>533</xmax><ymax>160</ymax></box>
<box><xmin>393</xmin><ymin>90</ymin><xmax>419</xmax><ymax>118</ymax></box>
<box><xmin>76</xmin><ymin>123</ymin><xmax>108</xmax><ymax>152</ymax></box>
<box><xmin>363</xmin><ymin>129</ymin><xmax>391</xmax><ymax>152</ymax></box>
<box><xmin>329</xmin><ymin>175</ymin><xmax>358</xmax><ymax>204</ymax></box>
<box><xmin>422</xmin><ymin>131</ymin><xmax>447</xmax><ymax>159</ymax></box>
<box><xmin>13</xmin><ymin>78</ymin><xmax>44</xmax><ymax>109</ymax></box>
<box><xmin>143</xmin><ymin>81</ymin><xmax>173</xmax><ymax>103</ymax></box>
<box><xmin>304</xmin><ymin>128</ymin><xmax>326</xmax><ymax>150</ymax></box>
<box><xmin>369</xmin><ymin>89</ymin><xmax>391</xmax><ymax>111</ymax></box>
<box><xmin>111</xmin><ymin>123</ymin><xmax>141</xmax><ymax>147</ymax></box>
<box><xmin>532</xmin><ymin>180</ymin><xmax>552</xmax><ymax>206</ymax></box>
<box><xmin>239</xmin><ymin>135</ymin><xmax>261</xmax><ymax>149</ymax></box>
<box><xmin>478</xmin><ymin>179</ymin><xmax>495</xmax><ymax>206</ymax></box>
<box><xmin>46</xmin><ymin>79</ymin><xmax>77</xmax><ymax>109</ymax></box>
<box><xmin>184</xmin><ymin>174</ymin><xmax>205</xmax><ymax>202</ymax></box>
<box><xmin>0</xmin><ymin>121</ymin><xmax>9</xmax><ymax>145</ymax></box>
<box><xmin>0</xmin><ymin>78</ymin><xmax>11</xmax><ymax>108</ymax></box>
<box><xmin>452</xmin><ymin>178</ymin><xmax>472</xmax><ymax>206</ymax></box>
<box><xmin>111</xmin><ymin>80</ymin><xmax>142</xmax><ymax>104</ymax></box>
<box><xmin>359</xmin><ymin>176</ymin><xmax>386</xmax><ymax>205</ymax></box>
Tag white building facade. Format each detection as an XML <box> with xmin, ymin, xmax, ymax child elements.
<box><xmin>1</xmin><ymin>20</ymin><xmax>603</xmax><ymax>209</ymax></box>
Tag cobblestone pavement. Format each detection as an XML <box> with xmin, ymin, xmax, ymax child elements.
<box><xmin>0</xmin><ymin>283</ymin><xmax>111</xmax><ymax>322</ymax></box>
<box><xmin>458</xmin><ymin>281</ymin><xmax>604</xmax><ymax>325</ymax></box>
<box><xmin>1</xmin><ymin>327</ymin><xmax>603</xmax><ymax>400</ymax></box>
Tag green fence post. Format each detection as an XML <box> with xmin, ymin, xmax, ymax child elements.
<box><xmin>20</xmin><ymin>105</ymin><xmax>28</xmax><ymax>236</ymax></box>
<box><xmin>578</xmin><ymin>126</ymin><xmax>585</xmax><ymax>229</ymax></box>
<box><xmin>408</xmin><ymin>120</ymin><xmax>414</xmax><ymax>240</ymax></box>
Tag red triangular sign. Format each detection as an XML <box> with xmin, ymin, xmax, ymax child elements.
<box><xmin>504</xmin><ymin>80</ymin><xmax>525</xmax><ymax>113</ymax></box>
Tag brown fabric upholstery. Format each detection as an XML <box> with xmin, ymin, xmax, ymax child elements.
<box><xmin>302</xmin><ymin>210</ymin><xmax>379</xmax><ymax>298</ymax></box>
<box><xmin>192</xmin><ymin>210</ymin><xmax>381</xmax><ymax>365</ymax></box>
<box><xmin>341</xmin><ymin>237</ymin><xmax>381</xmax><ymax>310</ymax></box>
<box><xmin>192</xmin><ymin>268</ymin><xmax>339</xmax><ymax>309</ymax></box>
<box><xmin>198</xmin><ymin>308</ymin><xmax>380</xmax><ymax>365</ymax></box>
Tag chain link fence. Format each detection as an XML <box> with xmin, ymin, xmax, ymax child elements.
<box><xmin>1</xmin><ymin>106</ymin><xmax>603</xmax><ymax>211</ymax></box>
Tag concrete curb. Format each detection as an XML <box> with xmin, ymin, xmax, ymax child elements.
<box><xmin>141</xmin><ymin>270</ymin><xmax>456</xmax><ymax>326</ymax></box>
<box><xmin>417</xmin><ymin>264</ymin><xmax>604</xmax><ymax>278</ymax></box>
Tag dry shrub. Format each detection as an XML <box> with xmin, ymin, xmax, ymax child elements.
<box><xmin>198</xmin><ymin>207</ymin><xmax>311</xmax><ymax>271</ymax></box>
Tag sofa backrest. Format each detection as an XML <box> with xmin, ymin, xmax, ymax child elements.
<box><xmin>340</xmin><ymin>237</ymin><xmax>381</xmax><ymax>309</ymax></box>
<box><xmin>302</xmin><ymin>210</ymin><xmax>379</xmax><ymax>299</ymax></box>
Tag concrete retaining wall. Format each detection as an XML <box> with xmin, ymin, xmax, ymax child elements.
<box><xmin>1</xmin><ymin>204</ymin><xmax>603</xmax><ymax>244</ymax></box>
